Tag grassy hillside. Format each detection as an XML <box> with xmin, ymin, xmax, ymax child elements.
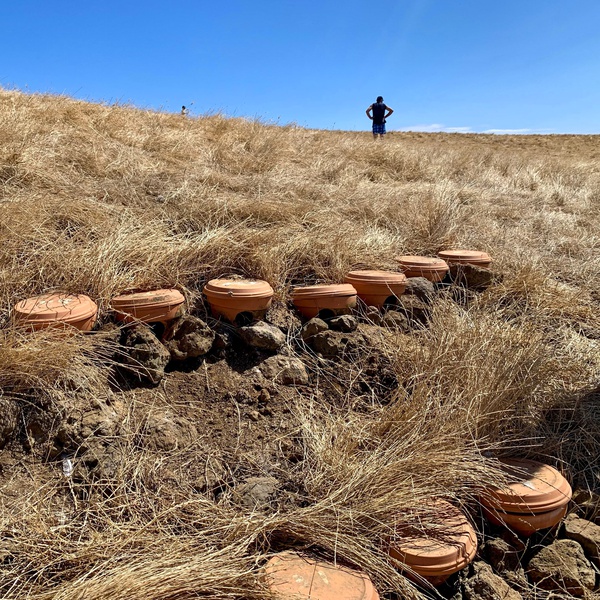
<box><xmin>0</xmin><ymin>89</ymin><xmax>599</xmax><ymax>599</ymax></box>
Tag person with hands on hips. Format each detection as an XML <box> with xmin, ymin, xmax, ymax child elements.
<box><xmin>366</xmin><ymin>96</ymin><xmax>394</xmax><ymax>139</ymax></box>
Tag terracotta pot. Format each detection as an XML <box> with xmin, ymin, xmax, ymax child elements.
<box><xmin>264</xmin><ymin>551</ymin><xmax>380</xmax><ymax>600</ymax></box>
<box><xmin>482</xmin><ymin>504</ymin><xmax>568</xmax><ymax>537</ymax></box>
<box><xmin>388</xmin><ymin>500</ymin><xmax>478</xmax><ymax>586</ymax></box>
<box><xmin>111</xmin><ymin>289</ymin><xmax>185</xmax><ymax>326</ymax></box>
<box><xmin>395</xmin><ymin>256</ymin><xmax>449</xmax><ymax>283</ymax></box>
<box><xmin>438</xmin><ymin>250</ymin><xmax>492</xmax><ymax>268</ymax></box>
<box><xmin>203</xmin><ymin>279</ymin><xmax>273</xmax><ymax>324</ymax></box>
<box><xmin>291</xmin><ymin>284</ymin><xmax>357</xmax><ymax>319</ymax></box>
<box><xmin>14</xmin><ymin>293</ymin><xmax>98</xmax><ymax>332</ymax></box>
<box><xmin>344</xmin><ymin>270</ymin><xmax>407</xmax><ymax>308</ymax></box>
<box><xmin>479</xmin><ymin>459</ymin><xmax>572</xmax><ymax>536</ymax></box>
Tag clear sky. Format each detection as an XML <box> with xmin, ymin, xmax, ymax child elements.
<box><xmin>2</xmin><ymin>1</ymin><xmax>599</xmax><ymax>134</ymax></box>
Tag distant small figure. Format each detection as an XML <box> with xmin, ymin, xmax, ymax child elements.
<box><xmin>366</xmin><ymin>96</ymin><xmax>394</xmax><ymax>139</ymax></box>
<box><xmin>181</xmin><ymin>105</ymin><xmax>189</xmax><ymax>116</ymax></box>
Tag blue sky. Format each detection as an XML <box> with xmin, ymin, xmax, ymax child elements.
<box><xmin>1</xmin><ymin>1</ymin><xmax>599</xmax><ymax>133</ymax></box>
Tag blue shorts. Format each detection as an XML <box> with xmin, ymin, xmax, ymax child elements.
<box><xmin>372</xmin><ymin>123</ymin><xmax>386</xmax><ymax>135</ymax></box>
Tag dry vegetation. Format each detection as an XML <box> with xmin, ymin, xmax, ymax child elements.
<box><xmin>0</xmin><ymin>88</ymin><xmax>599</xmax><ymax>599</ymax></box>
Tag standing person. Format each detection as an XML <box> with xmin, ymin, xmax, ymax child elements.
<box><xmin>366</xmin><ymin>96</ymin><xmax>394</xmax><ymax>139</ymax></box>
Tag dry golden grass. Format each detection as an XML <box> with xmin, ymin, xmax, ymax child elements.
<box><xmin>0</xmin><ymin>88</ymin><xmax>599</xmax><ymax>598</ymax></box>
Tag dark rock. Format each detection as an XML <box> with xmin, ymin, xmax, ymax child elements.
<box><xmin>328</xmin><ymin>315</ymin><xmax>358</xmax><ymax>333</ymax></box>
<box><xmin>266</xmin><ymin>303</ymin><xmax>302</xmax><ymax>333</ymax></box>
<box><xmin>300</xmin><ymin>317</ymin><xmax>329</xmax><ymax>341</ymax></box>
<box><xmin>310</xmin><ymin>330</ymin><xmax>347</xmax><ymax>357</ymax></box>
<box><xmin>404</xmin><ymin>277</ymin><xmax>436</xmax><ymax>302</ymax></box>
<box><xmin>239</xmin><ymin>321</ymin><xmax>286</xmax><ymax>351</ymax></box>
<box><xmin>234</xmin><ymin>476</ymin><xmax>279</xmax><ymax>510</ymax></box>
<box><xmin>121</xmin><ymin>325</ymin><xmax>171</xmax><ymax>384</ymax></box>
<box><xmin>0</xmin><ymin>398</ymin><xmax>18</xmax><ymax>449</ymax></box>
<box><xmin>450</xmin><ymin>264</ymin><xmax>498</xmax><ymax>290</ymax></box>
<box><xmin>258</xmin><ymin>389</ymin><xmax>271</xmax><ymax>405</ymax></box>
<box><xmin>248</xmin><ymin>410</ymin><xmax>260</xmax><ymax>422</ymax></box>
<box><xmin>527</xmin><ymin>539</ymin><xmax>595</xmax><ymax>597</ymax></box>
<box><xmin>193</xmin><ymin>456</ymin><xmax>227</xmax><ymax>495</ymax></box>
<box><xmin>83</xmin><ymin>443</ymin><xmax>126</xmax><ymax>481</ymax></box>
<box><xmin>212</xmin><ymin>326</ymin><xmax>236</xmax><ymax>355</ymax></box>
<box><xmin>363</xmin><ymin>306</ymin><xmax>383</xmax><ymax>326</ymax></box>
<box><xmin>500</xmin><ymin>529</ymin><xmax>527</xmax><ymax>553</ymax></box>
<box><xmin>142</xmin><ymin>413</ymin><xmax>197</xmax><ymax>451</ymax></box>
<box><xmin>24</xmin><ymin>406</ymin><xmax>60</xmax><ymax>453</ymax></box>
<box><xmin>563</xmin><ymin>514</ymin><xmax>600</xmax><ymax>567</ymax></box>
<box><xmin>381</xmin><ymin>310</ymin><xmax>410</xmax><ymax>332</ymax></box>
<box><xmin>572</xmin><ymin>489</ymin><xmax>600</xmax><ymax>522</ymax></box>
<box><xmin>259</xmin><ymin>355</ymin><xmax>309</xmax><ymax>385</ymax></box>
<box><xmin>79</xmin><ymin>401</ymin><xmax>123</xmax><ymax>442</ymax></box>
<box><xmin>463</xmin><ymin>562</ymin><xmax>523</xmax><ymax>600</ymax></box>
<box><xmin>398</xmin><ymin>295</ymin><xmax>431</xmax><ymax>326</ymax></box>
<box><xmin>484</xmin><ymin>537</ymin><xmax>522</xmax><ymax>573</ymax></box>
<box><xmin>163</xmin><ymin>315</ymin><xmax>214</xmax><ymax>361</ymax></box>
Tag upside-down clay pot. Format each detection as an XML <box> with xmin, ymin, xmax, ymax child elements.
<box><xmin>388</xmin><ymin>500</ymin><xmax>478</xmax><ymax>586</ymax></box>
<box><xmin>437</xmin><ymin>250</ymin><xmax>492</xmax><ymax>268</ymax></box>
<box><xmin>395</xmin><ymin>256</ymin><xmax>449</xmax><ymax>283</ymax></box>
<box><xmin>344</xmin><ymin>270</ymin><xmax>407</xmax><ymax>308</ymax></box>
<box><xmin>14</xmin><ymin>293</ymin><xmax>98</xmax><ymax>332</ymax></box>
<box><xmin>479</xmin><ymin>459</ymin><xmax>572</xmax><ymax>536</ymax></box>
<box><xmin>203</xmin><ymin>279</ymin><xmax>274</xmax><ymax>324</ymax></box>
<box><xmin>291</xmin><ymin>284</ymin><xmax>357</xmax><ymax>319</ymax></box>
<box><xmin>111</xmin><ymin>289</ymin><xmax>186</xmax><ymax>328</ymax></box>
<box><xmin>264</xmin><ymin>552</ymin><xmax>380</xmax><ymax>600</ymax></box>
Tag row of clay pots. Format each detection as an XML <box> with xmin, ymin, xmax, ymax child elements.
<box><xmin>396</xmin><ymin>250</ymin><xmax>492</xmax><ymax>283</ymax></box>
<box><xmin>13</xmin><ymin>289</ymin><xmax>186</xmax><ymax>333</ymax></box>
<box><xmin>12</xmin><ymin>248</ymin><xmax>492</xmax><ymax>331</ymax></box>
<box><xmin>264</xmin><ymin>460</ymin><xmax>572</xmax><ymax>598</ymax></box>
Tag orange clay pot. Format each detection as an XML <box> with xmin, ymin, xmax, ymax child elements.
<box><xmin>437</xmin><ymin>249</ymin><xmax>492</xmax><ymax>268</ymax></box>
<box><xmin>111</xmin><ymin>289</ymin><xmax>186</xmax><ymax>327</ymax></box>
<box><xmin>264</xmin><ymin>552</ymin><xmax>380</xmax><ymax>600</ymax></box>
<box><xmin>203</xmin><ymin>279</ymin><xmax>274</xmax><ymax>324</ymax></box>
<box><xmin>14</xmin><ymin>293</ymin><xmax>98</xmax><ymax>332</ymax></box>
<box><xmin>388</xmin><ymin>500</ymin><xmax>478</xmax><ymax>586</ymax></box>
<box><xmin>479</xmin><ymin>459</ymin><xmax>572</xmax><ymax>536</ymax></box>
<box><xmin>344</xmin><ymin>270</ymin><xmax>407</xmax><ymax>308</ymax></box>
<box><xmin>395</xmin><ymin>256</ymin><xmax>449</xmax><ymax>283</ymax></box>
<box><xmin>291</xmin><ymin>284</ymin><xmax>357</xmax><ymax>320</ymax></box>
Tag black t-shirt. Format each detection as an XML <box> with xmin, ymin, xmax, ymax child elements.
<box><xmin>372</xmin><ymin>102</ymin><xmax>387</xmax><ymax>124</ymax></box>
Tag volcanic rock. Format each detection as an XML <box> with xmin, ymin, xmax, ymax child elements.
<box><xmin>164</xmin><ymin>315</ymin><xmax>214</xmax><ymax>360</ymax></box>
<box><xmin>259</xmin><ymin>355</ymin><xmax>309</xmax><ymax>385</ymax></box>
<box><xmin>527</xmin><ymin>539</ymin><xmax>595</xmax><ymax>597</ymax></box>
<box><xmin>239</xmin><ymin>321</ymin><xmax>286</xmax><ymax>351</ymax></box>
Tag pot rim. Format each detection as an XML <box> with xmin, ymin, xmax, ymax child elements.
<box><xmin>395</xmin><ymin>256</ymin><xmax>449</xmax><ymax>270</ymax></box>
<box><xmin>291</xmin><ymin>283</ymin><xmax>357</xmax><ymax>298</ymax></box>
<box><xmin>204</xmin><ymin>279</ymin><xmax>274</xmax><ymax>299</ymax></box>
<box><xmin>14</xmin><ymin>293</ymin><xmax>98</xmax><ymax>324</ymax></box>
<box><xmin>345</xmin><ymin>270</ymin><xmax>408</xmax><ymax>284</ymax></box>
<box><xmin>111</xmin><ymin>289</ymin><xmax>185</xmax><ymax>310</ymax></box>
<box><xmin>202</xmin><ymin>279</ymin><xmax>274</xmax><ymax>301</ymax></box>
<box><xmin>438</xmin><ymin>249</ymin><xmax>492</xmax><ymax>263</ymax></box>
<box><xmin>480</xmin><ymin>459</ymin><xmax>572</xmax><ymax>514</ymax></box>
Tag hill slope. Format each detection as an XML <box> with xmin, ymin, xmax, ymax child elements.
<box><xmin>0</xmin><ymin>89</ymin><xmax>599</xmax><ymax>599</ymax></box>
